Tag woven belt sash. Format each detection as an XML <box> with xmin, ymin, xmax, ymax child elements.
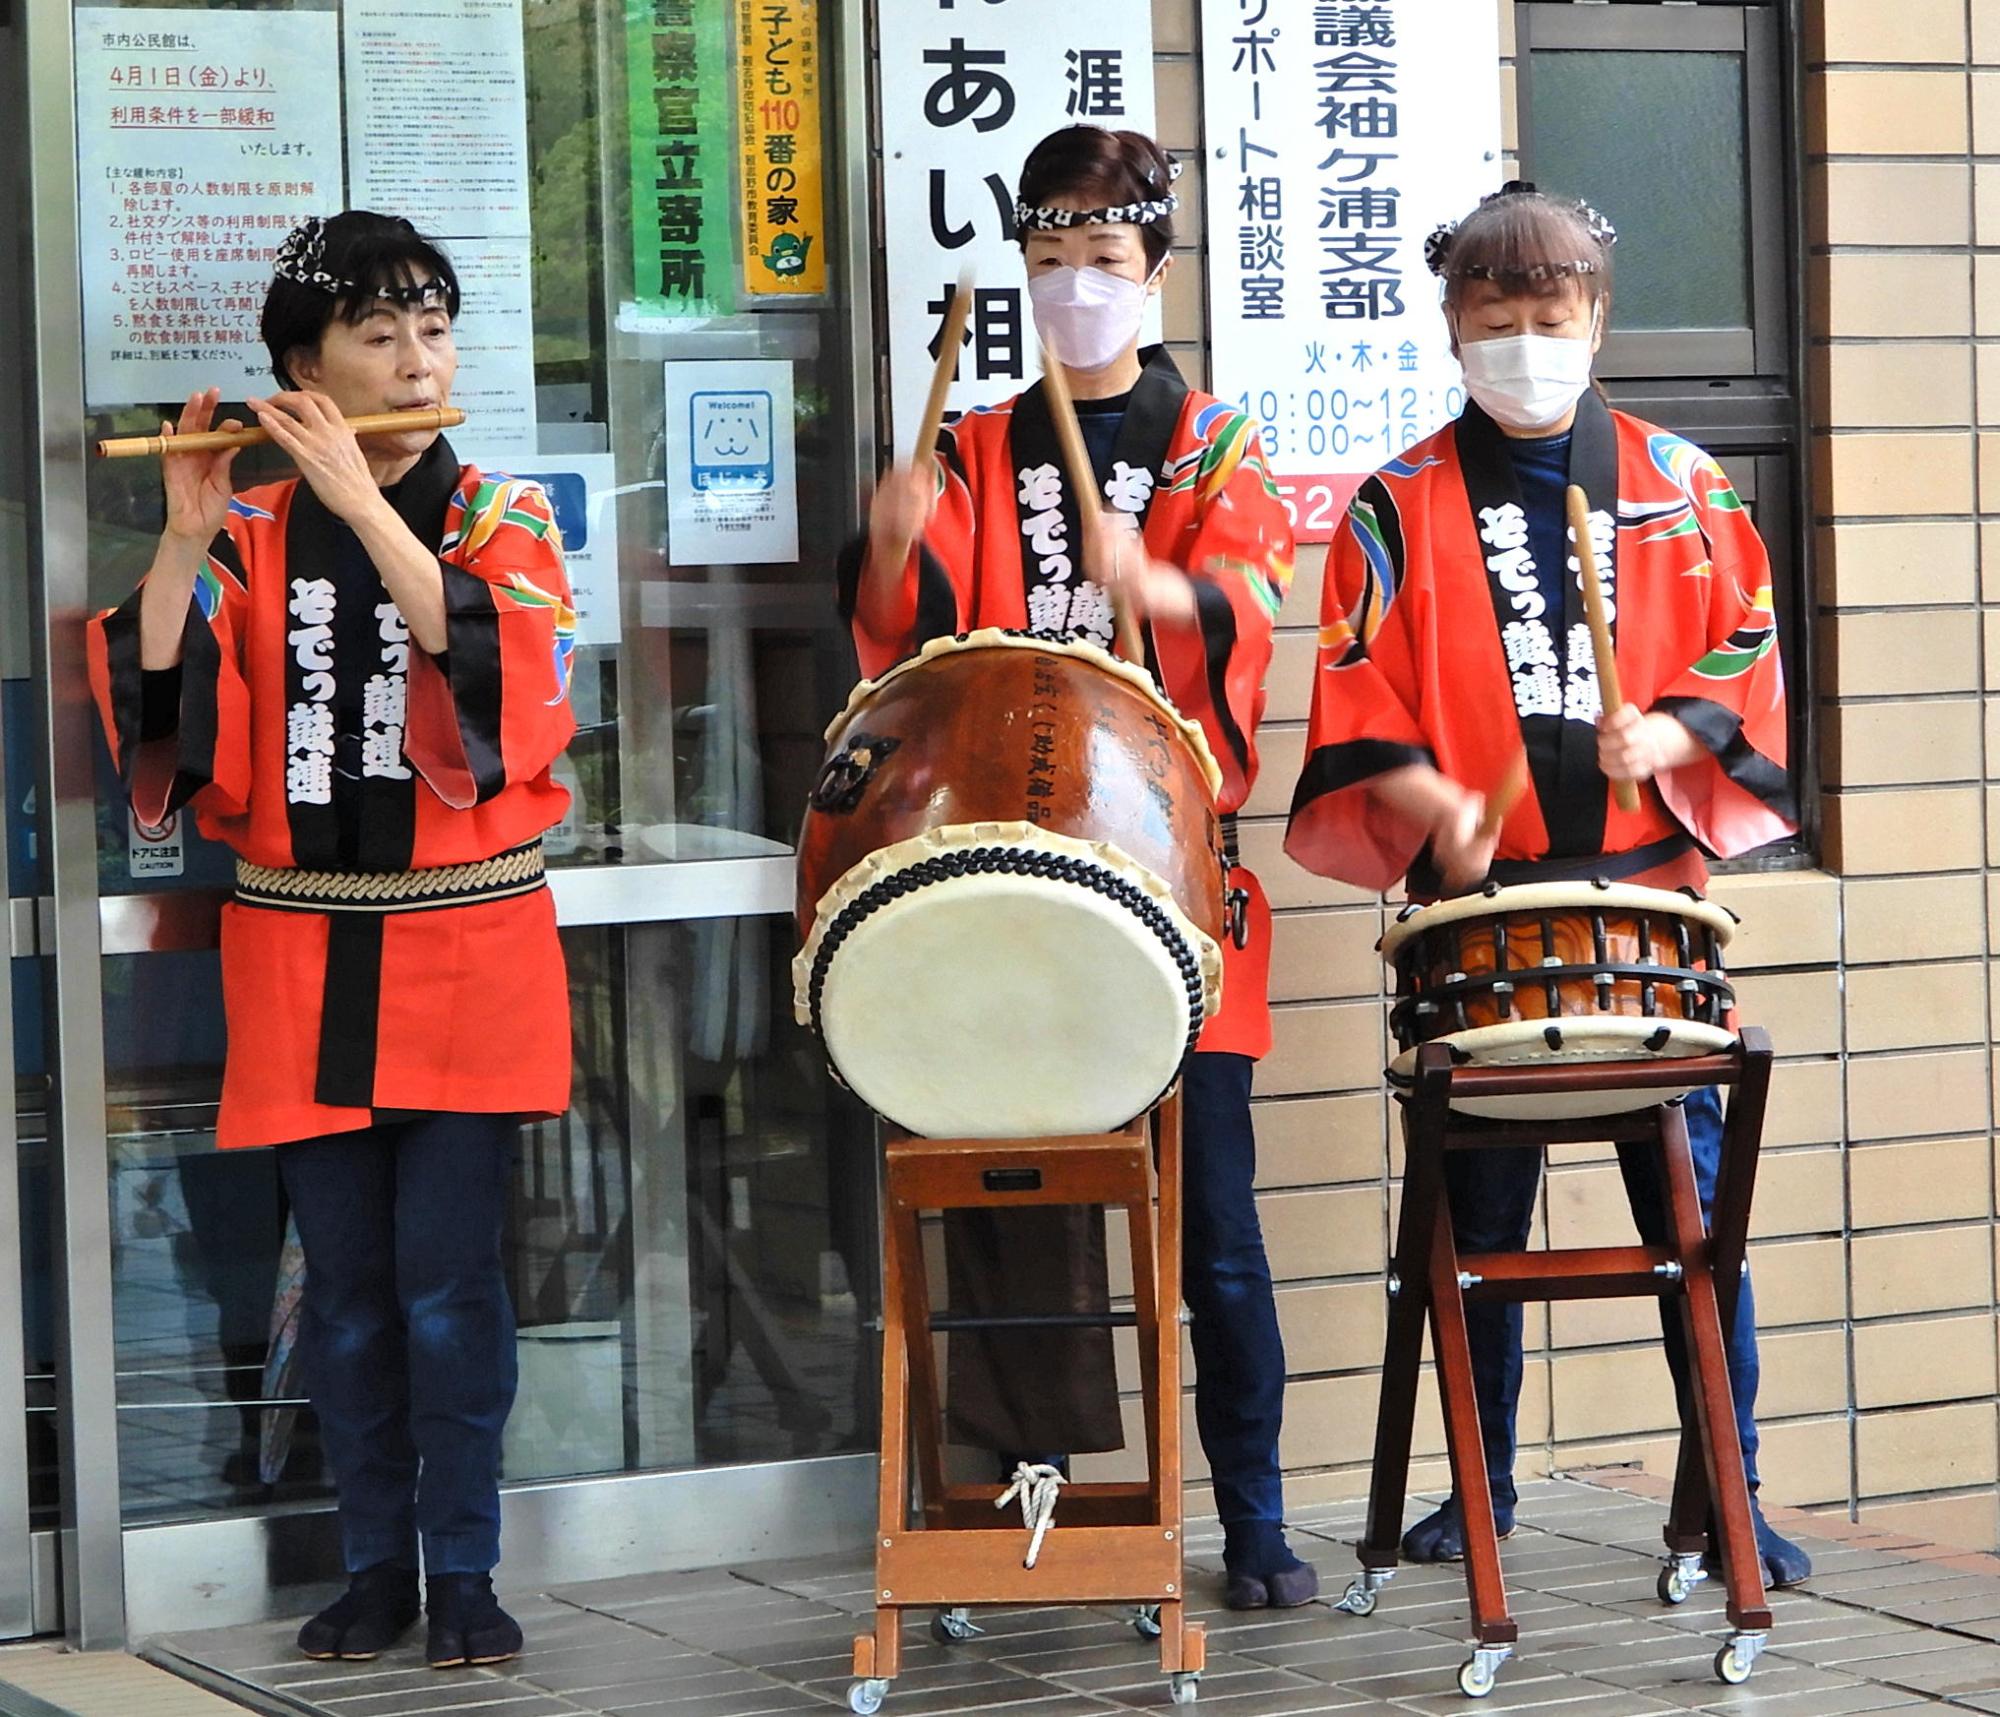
<box><xmin>234</xmin><ymin>841</ymin><xmax>547</xmax><ymax>914</ymax></box>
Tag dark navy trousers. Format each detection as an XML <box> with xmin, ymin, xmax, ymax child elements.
<box><xmin>1444</xmin><ymin>1085</ymin><xmax>1761</xmax><ymax>1510</ymax></box>
<box><xmin>277</xmin><ymin>1112</ymin><xmax>519</xmax><ymax>1575</ymax></box>
<box><xmin>1183</xmin><ymin>1052</ymin><xmax>1289</xmax><ymax>1525</ymax></box>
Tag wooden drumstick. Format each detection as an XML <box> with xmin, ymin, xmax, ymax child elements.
<box><xmin>1474</xmin><ymin>747</ymin><xmax>1530</xmax><ymax>842</ymax></box>
<box><xmin>879</xmin><ymin>269</ymin><xmax>974</xmax><ymax>577</ymax></box>
<box><xmin>97</xmin><ymin>406</ymin><xmax>466</xmax><ymax>458</ymax></box>
<box><xmin>1039</xmin><ymin>341</ymin><xmax>1145</xmax><ymax>661</ymax></box>
<box><xmin>1566</xmin><ymin>483</ymin><xmax>1641</xmax><ymax>814</ymax></box>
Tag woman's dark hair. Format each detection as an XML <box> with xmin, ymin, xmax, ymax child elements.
<box><xmin>1436</xmin><ymin>185</ymin><xmax>1613</xmax><ymax>321</ymax></box>
<box><xmin>260</xmin><ymin>211</ymin><xmax>461</xmax><ymax>388</ymax></box>
<box><xmin>1018</xmin><ymin>125</ymin><xmax>1177</xmax><ymax>269</ymax></box>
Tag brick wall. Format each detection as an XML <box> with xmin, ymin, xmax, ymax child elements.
<box><xmin>1069</xmin><ymin>0</ymin><xmax>2000</xmax><ymax>1554</ymax></box>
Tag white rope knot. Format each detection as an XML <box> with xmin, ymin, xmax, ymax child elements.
<box><xmin>996</xmin><ymin>1462</ymin><xmax>1065</xmax><ymax>1569</ymax></box>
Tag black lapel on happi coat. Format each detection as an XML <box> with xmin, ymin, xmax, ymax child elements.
<box><xmin>1454</xmin><ymin>393</ymin><xmax>1619</xmax><ymax>858</ymax></box>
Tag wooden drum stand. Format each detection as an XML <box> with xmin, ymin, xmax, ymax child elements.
<box><xmin>1336</xmin><ymin>1029</ymin><xmax>1777</xmax><ymax>1699</ymax></box>
<box><xmin>846</xmin><ymin>1090</ymin><xmax>1204</xmax><ymax>1714</ymax></box>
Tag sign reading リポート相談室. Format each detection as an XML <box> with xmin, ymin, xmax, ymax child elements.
<box><xmin>75</xmin><ymin>7</ymin><xmax>342</xmax><ymax>407</ymax></box>
<box><xmin>1201</xmin><ymin>0</ymin><xmax>1500</xmax><ymax>541</ymax></box>
<box><xmin>879</xmin><ymin>2</ymin><xmax>1156</xmax><ymax>451</ymax></box>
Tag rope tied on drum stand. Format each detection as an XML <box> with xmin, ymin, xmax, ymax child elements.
<box><xmin>996</xmin><ymin>1461</ymin><xmax>1067</xmax><ymax>1568</ymax></box>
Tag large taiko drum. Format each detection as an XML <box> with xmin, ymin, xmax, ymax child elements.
<box><xmin>1377</xmin><ymin>880</ymin><xmax>1739</xmax><ymax>1119</ymax></box>
<box><xmin>793</xmin><ymin>631</ymin><xmax>1226</xmax><ymax>1139</ymax></box>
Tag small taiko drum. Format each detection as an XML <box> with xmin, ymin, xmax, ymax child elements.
<box><xmin>793</xmin><ymin>630</ymin><xmax>1226</xmax><ymax>1139</ymax></box>
<box><xmin>1377</xmin><ymin>881</ymin><xmax>1739</xmax><ymax>1119</ymax></box>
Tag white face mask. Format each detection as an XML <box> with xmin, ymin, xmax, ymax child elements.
<box><xmin>1455</xmin><ymin>317</ymin><xmax>1597</xmax><ymax>432</ymax></box>
<box><xmin>1028</xmin><ymin>264</ymin><xmax>1154</xmax><ymax>373</ymax></box>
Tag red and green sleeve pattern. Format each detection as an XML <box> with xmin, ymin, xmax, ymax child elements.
<box><xmin>404</xmin><ymin>472</ymin><xmax>579</xmax><ymax>810</ymax></box>
<box><xmin>88</xmin><ymin>509</ymin><xmax>257</xmax><ymax>827</ymax></box>
<box><xmin>1284</xmin><ymin>471</ymin><xmax>1438</xmax><ymax>891</ymax></box>
<box><xmin>1647</xmin><ymin>449</ymin><xmax>1797</xmax><ymax>856</ymax></box>
<box><xmin>1150</xmin><ymin>408</ymin><xmax>1293</xmax><ymax>815</ymax></box>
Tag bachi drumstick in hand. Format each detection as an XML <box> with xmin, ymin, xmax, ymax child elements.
<box><xmin>1474</xmin><ymin>746</ymin><xmax>1530</xmax><ymax>842</ymax></box>
<box><xmin>880</xmin><ymin>270</ymin><xmax>974</xmax><ymax>573</ymax></box>
<box><xmin>1566</xmin><ymin>483</ymin><xmax>1641</xmax><ymax>814</ymax></box>
<box><xmin>1039</xmin><ymin>341</ymin><xmax>1145</xmax><ymax>661</ymax></box>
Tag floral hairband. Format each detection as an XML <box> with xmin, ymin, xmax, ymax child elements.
<box><xmin>1015</xmin><ymin>158</ymin><xmax>1183</xmax><ymax>232</ymax></box>
<box><xmin>1424</xmin><ymin>180</ymin><xmax>1619</xmax><ymax>280</ymax></box>
<box><xmin>271</xmin><ymin>216</ymin><xmax>452</xmax><ymax>305</ymax></box>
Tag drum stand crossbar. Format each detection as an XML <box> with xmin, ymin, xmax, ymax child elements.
<box><xmin>848</xmin><ymin>1091</ymin><xmax>1204</xmax><ymax>1714</ymax></box>
<box><xmin>1340</xmin><ymin>1029</ymin><xmax>1776</xmax><ymax>1699</ymax></box>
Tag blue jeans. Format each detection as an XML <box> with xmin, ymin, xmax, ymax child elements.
<box><xmin>1445</xmin><ymin>1086</ymin><xmax>1761</xmax><ymax>1511</ymax></box>
<box><xmin>277</xmin><ymin>1113</ymin><xmax>519</xmax><ymax>1575</ymax></box>
<box><xmin>1183</xmin><ymin>1052</ymin><xmax>1288</xmax><ymax>1526</ymax></box>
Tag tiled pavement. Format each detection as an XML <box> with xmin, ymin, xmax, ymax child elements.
<box><xmin>144</xmin><ymin>1474</ymin><xmax>2000</xmax><ymax>1716</ymax></box>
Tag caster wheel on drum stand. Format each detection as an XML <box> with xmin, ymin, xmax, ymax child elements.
<box><xmin>1713</xmin><ymin>1632</ymin><xmax>1766</xmax><ymax>1687</ymax></box>
<box><xmin>1657</xmin><ymin>1552</ymin><xmax>1706</xmax><ymax>1607</ymax></box>
<box><xmin>847</xmin><ymin>1679</ymin><xmax>889</xmax><ymax>1715</ymax></box>
<box><xmin>1130</xmin><ymin>1604</ymin><xmax>1162</xmax><ymax>1640</ymax></box>
<box><xmin>929</xmin><ymin>1608</ymin><xmax>981</xmax><ymax>1645</ymax></box>
<box><xmin>1456</xmin><ymin>1645</ymin><xmax>1511</xmax><ymax>1699</ymax></box>
<box><xmin>1335</xmin><ymin>1568</ymin><xmax>1393</xmax><ymax>1616</ymax></box>
<box><xmin>1167</xmin><ymin>1672</ymin><xmax>1199</xmax><ymax>1704</ymax></box>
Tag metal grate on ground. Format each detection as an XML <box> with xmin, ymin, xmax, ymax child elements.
<box><xmin>137</xmin><ymin>1474</ymin><xmax>2000</xmax><ymax>1715</ymax></box>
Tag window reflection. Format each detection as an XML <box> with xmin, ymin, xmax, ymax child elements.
<box><xmin>103</xmin><ymin>920</ymin><xmax>876</xmax><ymax>1524</ymax></box>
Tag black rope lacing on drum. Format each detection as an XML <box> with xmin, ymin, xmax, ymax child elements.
<box><xmin>806</xmin><ymin>846</ymin><xmax>1209</xmax><ymax>1061</ymax></box>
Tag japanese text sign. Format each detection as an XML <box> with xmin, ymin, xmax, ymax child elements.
<box><xmin>626</xmin><ymin>0</ymin><xmax>737</xmax><ymax>318</ymax></box>
<box><xmin>880</xmin><ymin>1</ymin><xmax>1156</xmax><ymax>449</ymax></box>
<box><xmin>738</xmin><ymin>0</ymin><xmax>827</xmax><ymax>295</ymax></box>
<box><xmin>75</xmin><ymin>7</ymin><xmax>343</xmax><ymax>406</ymax></box>
<box><xmin>1202</xmin><ymin>0</ymin><xmax>1500</xmax><ymax>539</ymax></box>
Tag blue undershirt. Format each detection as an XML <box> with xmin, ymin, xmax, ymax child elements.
<box><xmin>1505</xmin><ymin>428</ymin><xmax>1572</xmax><ymax>631</ymax></box>
<box><xmin>1073</xmin><ymin>388</ymin><xmax>1131</xmax><ymax>481</ymax></box>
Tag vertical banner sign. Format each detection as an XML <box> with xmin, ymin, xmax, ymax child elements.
<box><xmin>626</xmin><ymin>0</ymin><xmax>736</xmax><ymax>319</ymax></box>
<box><xmin>880</xmin><ymin>2</ymin><xmax>1156</xmax><ymax>451</ymax></box>
<box><xmin>738</xmin><ymin>0</ymin><xmax>827</xmax><ymax>295</ymax></box>
<box><xmin>1202</xmin><ymin>0</ymin><xmax>1500</xmax><ymax>541</ymax></box>
<box><xmin>74</xmin><ymin>7</ymin><xmax>342</xmax><ymax>406</ymax></box>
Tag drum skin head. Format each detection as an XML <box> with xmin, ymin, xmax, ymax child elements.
<box><xmin>1388</xmin><ymin>1016</ymin><xmax>1738</xmax><ymax>1119</ymax></box>
<box><xmin>819</xmin><ymin>872</ymin><xmax>1191</xmax><ymax>1138</ymax></box>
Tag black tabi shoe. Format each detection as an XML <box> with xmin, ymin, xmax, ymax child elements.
<box><xmin>426</xmin><ymin>1572</ymin><xmax>524</xmax><ymax>1668</ymax></box>
<box><xmin>296</xmin><ymin>1562</ymin><xmax>420</xmax><ymax>1660</ymax></box>
<box><xmin>1222</xmin><ymin>1521</ymin><xmax>1321</xmax><ymax>1610</ymax></box>
<box><xmin>1702</xmin><ymin>1493</ymin><xmax>1814</xmax><ymax>1590</ymax></box>
<box><xmin>1400</xmin><ymin>1496</ymin><xmax>1516</xmax><ymax>1565</ymax></box>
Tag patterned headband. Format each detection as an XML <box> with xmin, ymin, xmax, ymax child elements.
<box><xmin>1016</xmin><ymin>158</ymin><xmax>1182</xmax><ymax>232</ymax></box>
<box><xmin>271</xmin><ymin>216</ymin><xmax>453</xmax><ymax>305</ymax></box>
<box><xmin>1424</xmin><ymin>180</ymin><xmax>1619</xmax><ymax>280</ymax></box>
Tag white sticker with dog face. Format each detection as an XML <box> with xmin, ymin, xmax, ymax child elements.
<box><xmin>662</xmin><ymin>358</ymin><xmax>799</xmax><ymax>566</ymax></box>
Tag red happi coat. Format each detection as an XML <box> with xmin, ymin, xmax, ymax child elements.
<box><xmin>840</xmin><ymin>345</ymin><xmax>1295</xmax><ymax>1454</ymax></box>
<box><xmin>89</xmin><ymin>437</ymin><xmax>576</xmax><ymax>1149</ymax></box>
<box><xmin>1286</xmin><ymin>395</ymin><xmax>1795</xmax><ymax>895</ymax></box>
<box><xmin>842</xmin><ymin>346</ymin><xmax>1294</xmax><ymax>1059</ymax></box>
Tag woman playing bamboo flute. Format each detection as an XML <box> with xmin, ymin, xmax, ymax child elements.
<box><xmin>90</xmin><ymin>212</ymin><xmax>577</xmax><ymax>1663</ymax></box>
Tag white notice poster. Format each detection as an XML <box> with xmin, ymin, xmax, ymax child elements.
<box><xmin>459</xmin><ymin>450</ymin><xmax>621</xmax><ymax>648</ymax></box>
<box><xmin>1202</xmin><ymin>0</ymin><xmax>1501</xmax><ymax>540</ymax></box>
<box><xmin>441</xmin><ymin>237</ymin><xmax>538</xmax><ymax>457</ymax></box>
<box><xmin>75</xmin><ymin>8</ymin><xmax>343</xmax><ymax>406</ymax></box>
<box><xmin>663</xmin><ymin>361</ymin><xmax>799</xmax><ymax>566</ymax></box>
<box><xmin>879</xmin><ymin>2</ymin><xmax>1156</xmax><ymax>450</ymax></box>
<box><xmin>344</xmin><ymin>0</ymin><xmax>532</xmax><ymax>237</ymax></box>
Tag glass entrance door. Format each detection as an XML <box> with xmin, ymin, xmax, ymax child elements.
<box><xmin>2</xmin><ymin>0</ymin><xmax>52</xmax><ymax>1642</ymax></box>
<box><xmin>23</xmin><ymin>0</ymin><xmax>880</xmax><ymax>1641</ymax></box>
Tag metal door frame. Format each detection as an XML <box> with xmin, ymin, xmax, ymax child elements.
<box><xmin>19</xmin><ymin>0</ymin><xmax>881</xmax><ymax>1650</ymax></box>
